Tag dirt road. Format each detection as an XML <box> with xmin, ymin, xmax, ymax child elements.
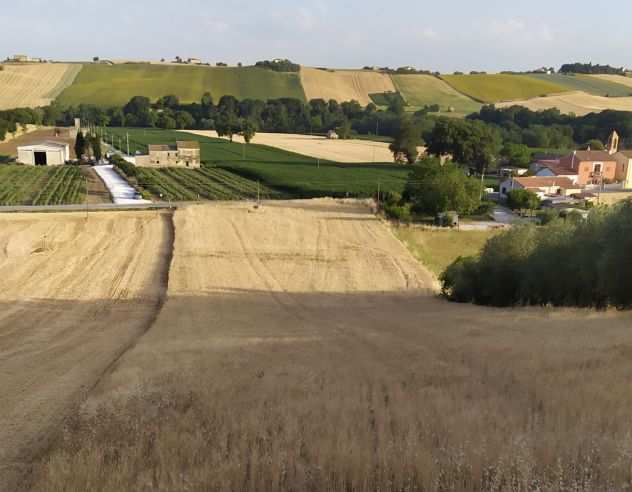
<box><xmin>0</xmin><ymin>211</ymin><xmax>172</xmax><ymax>491</ymax></box>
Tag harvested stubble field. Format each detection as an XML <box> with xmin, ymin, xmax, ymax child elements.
<box><xmin>527</xmin><ymin>73</ymin><xmax>632</xmax><ymax>97</ymax></box>
<box><xmin>300</xmin><ymin>67</ymin><xmax>397</xmax><ymax>105</ymax></box>
<box><xmin>497</xmin><ymin>90</ymin><xmax>632</xmax><ymax>116</ymax></box>
<box><xmin>590</xmin><ymin>74</ymin><xmax>632</xmax><ymax>90</ymax></box>
<box><xmin>11</xmin><ymin>200</ymin><xmax>632</xmax><ymax>491</ymax></box>
<box><xmin>0</xmin><ymin>64</ymin><xmax>82</xmax><ymax>110</ymax></box>
<box><xmin>0</xmin><ymin>210</ymin><xmax>173</xmax><ymax>492</ymax></box>
<box><xmin>183</xmin><ymin>130</ymin><xmax>407</xmax><ymax>163</ymax></box>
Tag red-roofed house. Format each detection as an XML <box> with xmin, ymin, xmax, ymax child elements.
<box><xmin>500</xmin><ymin>177</ymin><xmax>582</xmax><ymax>199</ymax></box>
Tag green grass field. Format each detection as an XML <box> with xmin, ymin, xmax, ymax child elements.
<box><xmin>106</xmin><ymin>128</ymin><xmax>409</xmax><ymax>199</ymax></box>
<box><xmin>56</xmin><ymin>64</ymin><xmax>306</xmax><ymax>107</ymax></box>
<box><xmin>394</xmin><ymin>227</ymin><xmax>498</xmax><ymax>277</ymax></box>
<box><xmin>440</xmin><ymin>74</ymin><xmax>568</xmax><ymax>103</ymax></box>
<box><xmin>0</xmin><ymin>165</ymin><xmax>85</xmax><ymax>205</ymax></box>
<box><xmin>391</xmin><ymin>74</ymin><xmax>482</xmax><ymax>116</ymax></box>
<box><xmin>526</xmin><ymin>73</ymin><xmax>632</xmax><ymax>97</ymax></box>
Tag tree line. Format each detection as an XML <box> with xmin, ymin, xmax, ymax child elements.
<box><xmin>441</xmin><ymin>200</ymin><xmax>632</xmax><ymax>308</ymax></box>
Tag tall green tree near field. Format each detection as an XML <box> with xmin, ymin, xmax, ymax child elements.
<box><xmin>427</xmin><ymin>118</ymin><xmax>502</xmax><ymax>173</ymax></box>
<box><xmin>506</xmin><ymin>189</ymin><xmax>540</xmax><ymax>213</ymax></box>
<box><xmin>240</xmin><ymin>118</ymin><xmax>258</xmax><ymax>143</ymax></box>
<box><xmin>90</xmin><ymin>134</ymin><xmax>102</xmax><ymax>161</ymax></box>
<box><xmin>336</xmin><ymin>119</ymin><xmax>352</xmax><ymax>140</ymax></box>
<box><xmin>500</xmin><ymin>143</ymin><xmax>532</xmax><ymax>168</ymax></box>
<box><xmin>74</xmin><ymin>131</ymin><xmax>86</xmax><ymax>160</ymax></box>
<box><xmin>389</xmin><ymin>118</ymin><xmax>422</xmax><ymax>164</ymax></box>
<box><xmin>404</xmin><ymin>157</ymin><xmax>481</xmax><ymax>214</ymax></box>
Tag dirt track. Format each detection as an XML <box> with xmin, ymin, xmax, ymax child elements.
<box><xmin>0</xmin><ymin>211</ymin><xmax>172</xmax><ymax>491</ymax></box>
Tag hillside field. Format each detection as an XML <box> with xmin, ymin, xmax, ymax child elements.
<box><xmin>300</xmin><ymin>67</ymin><xmax>396</xmax><ymax>105</ymax></box>
<box><xmin>441</xmin><ymin>73</ymin><xmax>568</xmax><ymax>103</ymax></box>
<box><xmin>590</xmin><ymin>74</ymin><xmax>632</xmax><ymax>90</ymax></box>
<box><xmin>107</xmin><ymin>128</ymin><xmax>409</xmax><ymax>198</ymax></box>
<box><xmin>0</xmin><ymin>63</ymin><xmax>82</xmax><ymax>110</ymax></box>
<box><xmin>56</xmin><ymin>64</ymin><xmax>306</xmax><ymax>107</ymax></box>
<box><xmin>7</xmin><ymin>202</ymin><xmax>631</xmax><ymax>491</ymax></box>
<box><xmin>527</xmin><ymin>73</ymin><xmax>632</xmax><ymax>97</ymax></box>
<box><xmin>391</xmin><ymin>74</ymin><xmax>482</xmax><ymax>116</ymax></box>
<box><xmin>497</xmin><ymin>91</ymin><xmax>632</xmax><ymax>116</ymax></box>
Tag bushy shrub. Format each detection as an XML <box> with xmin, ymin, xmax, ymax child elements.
<box><xmin>383</xmin><ymin>203</ymin><xmax>412</xmax><ymax>223</ymax></box>
<box><xmin>442</xmin><ymin>201</ymin><xmax>632</xmax><ymax>308</ymax></box>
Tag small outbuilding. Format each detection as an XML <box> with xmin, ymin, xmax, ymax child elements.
<box><xmin>17</xmin><ymin>141</ymin><xmax>70</xmax><ymax>166</ymax></box>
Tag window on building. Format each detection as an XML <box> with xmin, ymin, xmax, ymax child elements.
<box><xmin>594</xmin><ymin>163</ymin><xmax>603</xmax><ymax>174</ymax></box>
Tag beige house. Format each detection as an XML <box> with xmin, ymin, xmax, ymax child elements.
<box><xmin>500</xmin><ymin>177</ymin><xmax>582</xmax><ymax>199</ymax></box>
<box><xmin>135</xmin><ymin>141</ymin><xmax>201</xmax><ymax>168</ymax></box>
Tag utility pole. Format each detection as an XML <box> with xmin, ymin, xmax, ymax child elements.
<box><xmin>257</xmin><ymin>180</ymin><xmax>261</xmax><ymax>205</ymax></box>
<box><xmin>479</xmin><ymin>167</ymin><xmax>486</xmax><ymax>201</ymax></box>
<box><xmin>126</xmin><ymin>132</ymin><xmax>130</xmax><ymax>156</ymax></box>
<box><xmin>377</xmin><ymin>181</ymin><xmax>381</xmax><ymax>211</ymax></box>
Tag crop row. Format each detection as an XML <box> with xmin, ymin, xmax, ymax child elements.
<box><xmin>0</xmin><ymin>165</ymin><xmax>84</xmax><ymax>206</ymax></box>
<box><xmin>134</xmin><ymin>166</ymin><xmax>281</xmax><ymax>201</ymax></box>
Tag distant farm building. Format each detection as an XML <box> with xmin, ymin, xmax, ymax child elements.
<box><xmin>135</xmin><ymin>141</ymin><xmax>200</xmax><ymax>168</ymax></box>
<box><xmin>500</xmin><ymin>177</ymin><xmax>582</xmax><ymax>199</ymax></box>
<box><xmin>17</xmin><ymin>141</ymin><xmax>70</xmax><ymax>166</ymax></box>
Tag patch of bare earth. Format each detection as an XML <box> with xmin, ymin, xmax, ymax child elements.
<box><xmin>30</xmin><ymin>200</ymin><xmax>632</xmax><ymax>491</ymax></box>
<box><xmin>0</xmin><ymin>211</ymin><xmax>172</xmax><ymax>492</ymax></box>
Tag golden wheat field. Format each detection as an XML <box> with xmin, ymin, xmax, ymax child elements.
<box><xmin>183</xmin><ymin>130</ymin><xmax>418</xmax><ymax>163</ymax></box>
<box><xmin>589</xmin><ymin>74</ymin><xmax>632</xmax><ymax>90</ymax></box>
<box><xmin>0</xmin><ymin>64</ymin><xmax>82</xmax><ymax>110</ymax></box>
<box><xmin>300</xmin><ymin>67</ymin><xmax>397</xmax><ymax>105</ymax></box>
<box><xmin>0</xmin><ymin>201</ymin><xmax>626</xmax><ymax>491</ymax></box>
<box><xmin>497</xmin><ymin>90</ymin><xmax>632</xmax><ymax>115</ymax></box>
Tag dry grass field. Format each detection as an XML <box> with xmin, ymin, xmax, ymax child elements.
<box><xmin>300</xmin><ymin>67</ymin><xmax>397</xmax><ymax>105</ymax></box>
<box><xmin>182</xmin><ymin>130</ymin><xmax>411</xmax><ymax>163</ymax></box>
<box><xmin>19</xmin><ymin>201</ymin><xmax>632</xmax><ymax>491</ymax></box>
<box><xmin>0</xmin><ymin>64</ymin><xmax>82</xmax><ymax>110</ymax></box>
<box><xmin>0</xmin><ymin>211</ymin><xmax>173</xmax><ymax>492</ymax></box>
<box><xmin>497</xmin><ymin>90</ymin><xmax>632</xmax><ymax>115</ymax></box>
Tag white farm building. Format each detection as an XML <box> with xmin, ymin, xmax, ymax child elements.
<box><xmin>17</xmin><ymin>141</ymin><xmax>70</xmax><ymax>166</ymax></box>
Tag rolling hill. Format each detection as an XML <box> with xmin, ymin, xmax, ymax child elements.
<box><xmin>496</xmin><ymin>91</ymin><xmax>632</xmax><ymax>115</ymax></box>
<box><xmin>299</xmin><ymin>67</ymin><xmax>396</xmax><ymax>106</ymax></box>
<box><xmin>440</xmin><ymin>73</ymin><xmax>568</xmax><ymax>103</ymax></box>
<box><xmin>0</xmin><ymin>63</ymin><xmax>82</xmax><ymax>110</ymax></box>
<box><xmin>390</xmin><ymin>74</ymin><xmax>482</xmax><ymax>116</ymax></box>
<box><xmin>527</xmin><ymin>73</ymin><xmax>632</xmax><ymax>97</ymax></box>
<box><xmin>55</xmin><ymin>64</ymin><xmax>306</xmax><ymax>107</ymax></box>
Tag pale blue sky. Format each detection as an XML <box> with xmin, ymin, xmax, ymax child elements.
<box><xmin>2</xmin><ymin>0</ymin><xmax>631</xmax><ymax>72</ymax></box>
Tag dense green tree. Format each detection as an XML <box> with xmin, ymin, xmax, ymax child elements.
<box><xmin>90</xmin><ymin>134</ymin><xmax>102</xmax><ymax>161</ymax></box>
<box><xmin>74</xmin><ymin>131</ymin><xmax>86</xmax><ymax>160</ymax></box>
<box><xmin>240</xmin><ymin>118</ymin><xmax>257</xmax><ymax>143</ymax></box>
<box><xmin>336</xmin><ymin>119</ymin><xmax>352</xmax><ymax>140</ymax></box>
<box><xmin>389</xmin><ymin>118</ymin><xmax>422</xmax><ymax>164</ymax></box>
<box><xmin>404</xmin><ymin>157</ymin><xmax>481</xmax><ymax>215</ymax></box>
<box><xmin>506</xmin><ymin>189</ymin><xmax>541</xmax><ymax>212</ymax></box>
<box><xmin>500</xmin><ymin>143</ymin><xmax>532</xmax><ymax>167</ymax></box>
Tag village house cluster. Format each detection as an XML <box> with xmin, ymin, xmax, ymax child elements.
<box><xmin>500</xmin><ymin>131</ymin><xmax>632</xmax><ymax>205</ymax></box>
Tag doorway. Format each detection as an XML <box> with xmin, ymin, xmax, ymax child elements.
<box><xmin>34</xmin><ymin>152</ymin><xmax>47</xmax><ymax>166</ymax></box>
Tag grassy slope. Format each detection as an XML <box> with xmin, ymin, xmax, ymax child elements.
<box><xmin>527</xmin><ymin>73</ymin><xmax>632</xmax><ymax>97</ymax></box>
<box><xmin>56</xmin><ymin>64</ymin><xmax>306</xmax><ymax>107</ymax></box>
<box><xmin>391</xmin><ymin>74</ymin><xmax>482</xmax><ymax>116</ymax></box>
<box><xmin>107</xmin><ymin>128</ymin><xmax>409</xmax><ymax>198</ymax></box>
<box><xmin>394</xmin><ymin>227</ymin><xmax>497</xmax><ymax>277</ymax></box>
<box><xmin>440</xmin><ymin>74</ymin><xmax>568</xmax><ymax>103</ymax></box>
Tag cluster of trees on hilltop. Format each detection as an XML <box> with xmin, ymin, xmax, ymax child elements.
<box><xmin>254</xmin><ymin>59</ymin><xmax>300</xmax><ymax>72</ymax></box>
<box><xmin>559</xmin><ymin>62</ymin><xmax>626</xmax><ymax>75</ymax></box>
<box><xmin>441</xmin><ymin>201</ymin><xmax>632</xmax><ymax>308</ymax></box>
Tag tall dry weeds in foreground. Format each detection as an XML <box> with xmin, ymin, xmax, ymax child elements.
<box><xmin>32</xmin><ymin>371</ymin><xmax>632</xmax><ymax>492</ymax></box>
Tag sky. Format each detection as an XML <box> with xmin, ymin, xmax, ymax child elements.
<box><xmin>2</xmin><ymin>0</ymin><xmax>631</xmax><ymax>72</ymax></box>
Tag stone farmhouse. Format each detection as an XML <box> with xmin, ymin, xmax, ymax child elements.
<box><xmin>134</xmin><ymin>141</ymin><xmax>201</xmax><ymax>168</ymax></box>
